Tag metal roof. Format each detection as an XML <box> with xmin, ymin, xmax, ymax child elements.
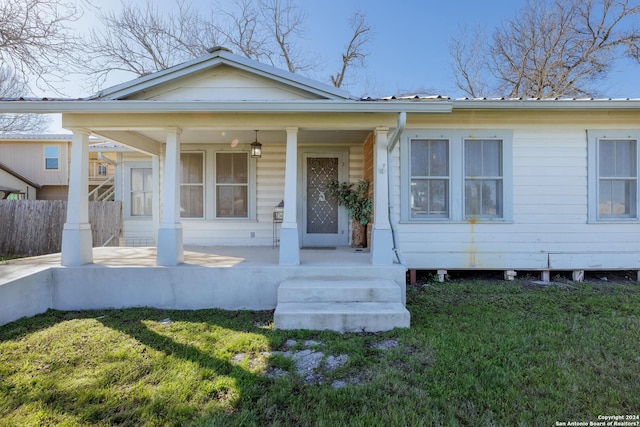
<box><xmin>371</xmin><ymin>94</ymin><xmax>640</xmax><ymax>102</ymax></box>
<box><xmin>0</xmin><ymin>133</ymin><xmax>73</xmax><ymax>140</ymax></box>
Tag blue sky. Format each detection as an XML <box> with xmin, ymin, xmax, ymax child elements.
<box><xmin>62</xmin><ymin>0</ymin><xmax>640</xmax><ymax>99</ymax></box>
<box><xmin>45</xmin><ymin>0</ymin><xmax>640</xmax><ymax>131</ymax></box>
<box><xmin>303</xmin><ymin>0</ymin><xmax>640</xmax><ymax>98</ymax></box>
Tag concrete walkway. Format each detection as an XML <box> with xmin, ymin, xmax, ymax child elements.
<box><xmin>0</xmin><ymin>245</ymin><xmax>373</xmax><ymax>283</ymax></box>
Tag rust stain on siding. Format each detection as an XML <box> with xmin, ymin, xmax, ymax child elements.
<box><xmin>467</xmin><ymin>218</ymin><xmax>477</xmax><ymax>268</ymax></box>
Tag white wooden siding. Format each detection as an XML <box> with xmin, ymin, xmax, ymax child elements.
<box><xmin>178</xmin><ymin>143</ymin><xmax>281</xmax><ymax>246</ymax></box>
<box><xmin>121</xmin><ymin>219</ymin><xmax>156</xmax><ymax>246</ymax></box>
<box><xmin>393</xmin><ymin>123</ymin><xmax>640</xmax><ymax>270</ymax></box>
<box><xmin>120</xmin><ymin>142</ymin><xmax>365</xmax><ymax>247</ymax></box>
<box><xmin>130</xmin><ymin>65</ymin><xmax>321</xmax><ymax>101</ymax></box>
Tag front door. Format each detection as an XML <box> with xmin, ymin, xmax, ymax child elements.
<box><xmin>302</xmin><ymin>153</ymin><xmax>348</xmax><ymax>247</ymax></box>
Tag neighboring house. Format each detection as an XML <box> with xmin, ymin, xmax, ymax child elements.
<box><xmin>0</xmin><ymin>134</ymin><xmax>118</xmax><ymax>200</ymax></box>
<box><xmin>0</xmin><ymin>134</ymin><xmax>70</xmax><ymax>200</ymax></box>
<box><xmin>1</xmin><ymin>46</ymin><xmax>640</xmax><ymax>330</ymax></box>
<box><xmin>0</xmin><ymin>160</ymin><xmax>40</xmax><ymax>199</ymax></box>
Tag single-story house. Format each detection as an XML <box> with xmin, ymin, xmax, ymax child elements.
<box><xmin>1</xmin><ymin>46</ymin><xmax>639</xmax><ymax>330</ymax></box>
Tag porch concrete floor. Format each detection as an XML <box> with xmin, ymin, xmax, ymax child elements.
<box><xmin>0</xmin><ymin>246</ymin><xmax>374</xmax><ymax>284</ymax></box>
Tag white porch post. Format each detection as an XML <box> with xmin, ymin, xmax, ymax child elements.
<box><xmin>371</xmin><ymin>127</ymin><xmax>394</xmax><ymax>265</ymax></box>
<box><xmin>156</xmin><ymin>127</ymin><xmax>184</xmax><ymax>266</ymax></box>
<box><xmin>279</xmin><ymin>127</ymin><xmax>300</xmax><ymax>265</ymax></box>
<box><xmin>61</xmin><ymin>129</ymin><xmax>93</xmax><ymax>266</ymax></box>
<box><xmin>151</xmin><ymin>155</ymin><xmax>160</xmax><ymax>245</ymax></box>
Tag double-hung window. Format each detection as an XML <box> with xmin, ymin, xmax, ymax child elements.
<box><xmin>44</xmin><ymin>145</ymin><xmax>59</xmax><ymax>170</ymax></box>
<box><xmin>180</xmin><ymin>152</ymin><xmax>204</xmax><ymax>218</ymax></box>
<box><xmin>589</xmin><ymin>131</ymin><xmax>639</xmax><ymax>221</ymax></box>
<box><xmin>403</xmin><ymin>130</ymin><xmax>512</xmax><ymax>222</ymax></box>
<box><xmin>216</xmin><ymin>152</ymin><xmax>248</xmax><ymax>218</ymax></box>
<box><xmin>464</xmin><ymin>139</ymin><xmax>503</xmax><ymax>218</ymax></box>
<box><xmin>410</xmin><ymin>139</ymin><xmax>449</xmax><ymax>218</ymax></box>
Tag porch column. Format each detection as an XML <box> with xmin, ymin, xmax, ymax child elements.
<box><xmin>61</xmin><ymin>129</ymin><xmax>93</xmax><ymax>266</ymax></box>
<box><xmin>371</xmin><ymin>127</ymin><xmax>394</xmax><ymax>265</ymax></box>
<box><xmin>279</xmin><ymin>127</ymin><xmax>300</xmax><ymax>265</ymax></box>
<box><xmin>157</xmin><ymin>127</ymin><xmax>184</xmax><ymax>266</ymax></box>
<box><xmin>152</xmin><ymin>155</ymin><xmax>160</xmax><ymax>245</ymax></box>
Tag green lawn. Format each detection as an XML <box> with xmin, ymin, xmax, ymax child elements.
<box><xmin>1</xmin><ymin>279</ymin><xmax>638</xmax><ymax>426</ymax></box>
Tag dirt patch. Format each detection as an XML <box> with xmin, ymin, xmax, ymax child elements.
<box><xmin>257</xmin><ymin>338</ymin><xmax>399</xmax><ymax>388</ymax></box>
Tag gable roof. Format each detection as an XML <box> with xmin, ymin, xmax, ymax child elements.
<box><xmin>91</xmin><ymin>47</ymin><xmax>353</xmax><ymax>101</ymax></box>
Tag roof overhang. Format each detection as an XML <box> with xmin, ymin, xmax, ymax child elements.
<box><xmin>451</xmin><ymin>99</ymin><xmax>640</xmax><ymax>110</ymax></box>
<box><xmin>4</xmin><ymin>98</ymin><xmax>640</xmax><ymax>115</ymax></box>
<box><xmin>0</xmin><ymin>99</ymin><xmax>454</xmax><ymax>114</ymax></box>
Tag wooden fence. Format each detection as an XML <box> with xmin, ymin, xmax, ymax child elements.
<box><xmin>0</xmin><ymin>200</ymin><xmax>122</xmax><ymax>256</ymax></box>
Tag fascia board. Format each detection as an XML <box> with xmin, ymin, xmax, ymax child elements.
<box><xmin>452</xmin><ymin>99</ymin><xmax>640</xmax><ymax>110</ymax></box>
<box><xmin>0</xmin><ymin>100</ymin><xmax>454</xmax><ymax>114</ymax></box>
<box><xmin>91</xmin><ymin>56</ymin><xmax>227</xmax><ymax>100</ymax></box>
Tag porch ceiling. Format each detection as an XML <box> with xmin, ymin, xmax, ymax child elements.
<box><xmin>98</xmin><ymin>128</ymin><xmax>372</xmax><ymax>147</ymax></box>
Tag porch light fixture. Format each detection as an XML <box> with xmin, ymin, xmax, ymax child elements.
<box><xmin>250</xmin><ymin>130</ymin><xmax>262</xmax><ymax>158</ymax></box>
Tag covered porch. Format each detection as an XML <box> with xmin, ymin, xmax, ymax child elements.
<box><xmin>60</xmin><ymin>116</ymin><xmax>399</xmax><ymax>268</ymax></box>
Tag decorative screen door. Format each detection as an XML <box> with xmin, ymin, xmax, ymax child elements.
<box><xmin>302</xmin><ymin>153</ymin><xmax>348</xmax><ymax>247</ymax></box>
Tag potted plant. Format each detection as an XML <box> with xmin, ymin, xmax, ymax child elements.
<box><xmin>326</xmin><ymin>179</ymin><xmax>372</xmax><ymax>248</ymax></box>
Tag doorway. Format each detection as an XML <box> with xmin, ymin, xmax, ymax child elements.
<box><xmin>301</xmin><ymin>152</ymin><xmax>348</xmax><ymax>247</ymax></box>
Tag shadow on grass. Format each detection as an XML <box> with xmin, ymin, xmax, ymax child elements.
<box><xmin>0</xmin><ymin>308</ymin><xmax>285</xmax><ymax>426</ymax></box>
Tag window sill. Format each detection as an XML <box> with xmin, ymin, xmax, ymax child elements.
<box><xmin>181</xmin><ymin>218</ymin><xmax>258</xmax><ymax>222</ymax></box>
<box><xmin>588</xmin><ymin>218</ymin><xmax>640</xmax><ymax>224</ymax></box>
<box><xmin>400</xmin><ymin>219</ymin><xmax>514</xmax><ymax>224</ymax></box>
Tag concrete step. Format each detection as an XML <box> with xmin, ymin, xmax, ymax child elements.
<box><xmin>274</xmin><ymin>302</ymin><xmax>410</xmax><ymax>332</ymax></box>
<box><xmin>277</xmin><ymin>279</ymin><xmax>402</xmax><ymax>303</ymax></box>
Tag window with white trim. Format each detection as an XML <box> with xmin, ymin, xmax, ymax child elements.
<box><xmin>588</xmin><ymin>131</ymin><xmax>639</xmax><ymax>221</ymax></box>
<box><xmin>180</xmin><ymin>152</ymin><xmax>204</xmax><ymax>218</ymax></box>
<box><xmin>410</xmin><ymin>139</ymin><xmax>449</xmax><ymax>218</ymax></box>
<box><xmin>215</xmin><ymin>152</ymin><xmax>248</xmax><ymax>218</ymax></box>
<box><xmin>44</xmin><ymin>145</ymin><xmax>59</xmax><ymax>170</ymax></box>
<box><xmin>402</xmin><ymin>130</ymin><xmax>512</xmax><ymax>222</ymax></box>
<box><xmin>464</xmin><ymin>139</ymin><xmax>503</xmax><ymax>218</ymax></box>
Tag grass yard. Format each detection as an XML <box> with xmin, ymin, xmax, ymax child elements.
<box><xmin>0</xmin><ymin>279</ymin><xmax>639</xmax><ymax>426</ymax></box>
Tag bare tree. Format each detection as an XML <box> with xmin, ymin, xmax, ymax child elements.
<box><xmin>0</xmin><ymin>0</ymin><xmax>82</xmax><ymax>92</ymax></box>
<box><xmin>215</xmin><ymin>0</ymin><xmax>270</xmax><ymax>62</ymax></box>
<box><xmin>81</xmin><ymin>0</ymin><xmax>215</xmax><ymax>90</ymax></box>
<box><xmin>79</xmin><ymin>0</ymin><xmax>371</xmax><ymax>91</ymax></box>
<box><xmin>330</xmin><ymin>11</ymin><xmax>371</xmax><ymax>89</ymax></box>
<box><xmin>258</xmin><ymin>0</ymin><xmax>312</xmax><ymax>73</ymax></box>
<box><xmin>449</xmin><ymin>26</ymin><xmax>491</xmax><ymax>98</ymax></box>
<box><xmin>450</xmin><ymin>0</ymin><xmax>640</xmax><ymax>98</ymax></box>
<box><xmin>0</xmin><ymin>68</ymin><xmax>48</xmax><ymax>133</ymax></box>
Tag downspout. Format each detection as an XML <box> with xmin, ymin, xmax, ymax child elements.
<box><xmin>388</xmin><ymin>111</ymin><xmax>406</xmax><ymax>153</ymax></box>
<box><xmin>386</xmin><ymin>112</ymin><xmax>406</xmax><ymax>265</ymax></box>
